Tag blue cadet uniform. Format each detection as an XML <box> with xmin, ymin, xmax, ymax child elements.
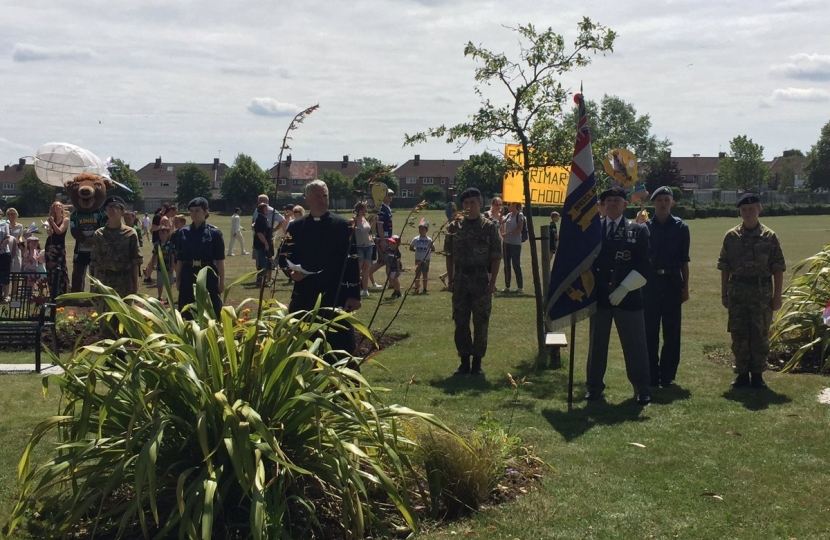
<box><xmin>175</xmin><ymin>197</ymin><xmax>225</xmax><ymax>318</ymax></box>
<box><xmin>644</xmin><ymin>186</ymin><xmax>690</xmax><ymax>387</ymax></box>
<box><xmin>586</xmin><ymin>186</ymin><xmax>652</xmax><ymax>404</ymax></box>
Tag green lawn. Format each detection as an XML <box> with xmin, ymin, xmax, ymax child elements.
<box><xmin>2</xmin><ymin>210</ymin><xmax>830</xmax><ymax>539</ymax></box>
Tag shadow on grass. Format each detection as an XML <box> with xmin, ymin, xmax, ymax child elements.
<box><xmin>650</xmin><ymin>384</ymin><xmax>692</xmax><ymax>405</ymax></box>
<box><xmin>430</xmin><ymin>374</ymin><xmax>496</xmax><ymax>396</ymax></box>
<box><xmin>722</xmin><ymin>387</ymin><xmax>792</xmax><ymax>411</ymax></box>
<box><xmin>541</xmin><ymin>400</ymin><xmax>649</xmax><ymax>442</ymax></box>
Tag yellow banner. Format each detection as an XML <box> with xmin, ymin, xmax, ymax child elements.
<box><xmin>502</xmin><ymin>144</ymin><xmax>569</xmax><ymax>206</ymax></box>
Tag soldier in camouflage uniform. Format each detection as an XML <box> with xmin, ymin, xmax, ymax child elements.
<box><xmin>90</xmin><ymin>196</ymin><xmax>143</xmax><ymax>299</ymax></box>
<box><xmin>718</xmin><ymin>193</ymin><xmax>785</xmax><ymax>389</ymax></box>
<box><xmin>444</xmin><ymin>187</ymin><xmax>502</xmax><ymax>376</ymax></box>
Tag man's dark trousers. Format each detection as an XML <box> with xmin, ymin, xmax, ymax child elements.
<box><xmin>644</xmin><ymin>273</ymin><xmax>683</xmax><ymax>385</ymax></box>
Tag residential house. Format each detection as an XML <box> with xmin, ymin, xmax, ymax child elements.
<box><xmin>0</xmin><ymin>159</ymin><xmax>28</xmax><ymax>198</ymax></box>
<box><xmin>672</xmin><ymin>153</ymin><xmax>722</xmax><ymax>191</ymax></box>
<box><xmin>135</xmin><ymin>157</ymin><xmax>226</xmax><ymax>209</ymax></box>
<box><xmin>767</xmin><ymin>150</ymin><xmax>807</xmax><ymax>190</ymax></box>
<box><xmin>393</xmin><ymin>156</ymin><xmax>465</xmax><ymax>197</ymax></box>
<box><xmin>268</xmin><ymin>157</ymin><xmax>363</xmax><ymax>194</ymax></box>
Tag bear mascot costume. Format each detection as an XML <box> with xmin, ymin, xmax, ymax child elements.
<box><xmin>67</xmin><ymin>172</ymin><xmax>112</xmax><ymax>292</ymax></box>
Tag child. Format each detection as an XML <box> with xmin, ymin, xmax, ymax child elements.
<box><xmin>125</xmin><ymin>211</ymin><xmax>143</xmax><ymax>248</ymax></box>
<box><xmin>154</xmin><ymin>226</ymin><xmax>176</xmax><ymax>301</ymax></box>
<box><xmin>549</xmin><ymin>211</ymin><xmax>560</xmax><ymax>260</ymax></box>
<box><xmin>386</xmin><ymin>236</ymin><xmax>402</xmax><ymax>298</ymax></box>
<box><xmin>409</xmin><ymin>222</ymin><xmax>434</xmax><ymax>294</ymax></box>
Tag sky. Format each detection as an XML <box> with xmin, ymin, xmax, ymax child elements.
<box><xmin>2</xmin><ymin>0</ymin><xmax>829</xmax><ymax>171</ymax></box>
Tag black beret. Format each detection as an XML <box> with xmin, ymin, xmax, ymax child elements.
<box><xmin>459</xmin><ymin>187</ymin><xmax>482</xmax><ymax>202</ymax></box>
<box><xmin>736</xmin><ymin>193</ymin><xmax>760</xmax><ymax>207</ymax></box>
<box><xmin>650</xmin><ymin>186</ymin><xmax>674</xmax><ymax>201</ymax></box>
<box><xmin>188</xmin><ymin>197</ymin><xmax>209</xmax><ymax>210</ymax></box>
<box><xmin>282</xmin><ymin>203</ymin><xmax>295</xmax><ymax>211</ymax></box>
<box><xmin>103</xmin><ymin>196</ymin><xmax>125</xmax><ymax>207</ymax></box>
<box><xmin>599</xmin><ymin>186</ymin><xmax>627</xmax><ymax>201</ymax></box>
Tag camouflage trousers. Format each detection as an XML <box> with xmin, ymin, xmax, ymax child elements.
<box><xmin>727</xmin><ymin>282</ymin><xmax>773</xmax><ymax>374</ymax></box>
<box><xmin>451</xmin><ymin>271</ymin><xmax>492</xmax><ymax>358</ymax></box>
<box><xmin>95</xmin><ymin>272</ymin><xmax>136</xmax><ymax>337</ymax></box>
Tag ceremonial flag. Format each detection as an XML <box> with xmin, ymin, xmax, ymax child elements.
<box><xmin>545</xmin><ymin>93</ymin><xmax>602</xmax><ymax>330</ymax></box>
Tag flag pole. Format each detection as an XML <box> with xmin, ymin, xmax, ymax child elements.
<box><xmin>567</xmin><ymin>322</ymin><xmax>576</xmax><ymax>411</ymax></box>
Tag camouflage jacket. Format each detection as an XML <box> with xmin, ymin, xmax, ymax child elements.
<box><xmin>717</xmin><ymin>222</ymin><xmax>785</xmax><ymax>277</ymax></box>
<box><xmin>91</xmin><ymin>225</ymin><xmax>143</xmax><ymax>273</ymax></box>
<box><xmin>445</xmin><ymin>216</ymin><xmax>502</xmax><ymax>268</ymax></box>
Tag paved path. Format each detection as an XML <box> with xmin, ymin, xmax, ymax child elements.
<box><xmin>0</xmin><ymin>364</ymin><xmax>63</xmax><ymax>375</ymax></box>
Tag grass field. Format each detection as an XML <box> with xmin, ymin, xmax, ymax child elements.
<box><xmin>2</xmin><ymin>209</ymin><xmax>830</xmax><ymax>539</ymax></box>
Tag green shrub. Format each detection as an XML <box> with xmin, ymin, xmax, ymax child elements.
<box><xmin>771</xmin><ymin>245</ymin><xmax>830</xmax><ymax>373</ymax></box>
<box><xmin>416</xmin><ymin>414</ymin><xmax>541</xmax><ymax>519</ymax></box>
<box><xmin>8</xmin><ymin>275</ymin><xmax>456</xmax><ymax>539</ymax></box>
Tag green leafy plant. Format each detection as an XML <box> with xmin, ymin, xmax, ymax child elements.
<box><xmin>771</xmin><ymin>244</ymin><xmax>830</xmax><ymax>373</ymax></box>
<box><xmin>416</xmin><ymin>414</ymin><xmax>544</xmax><ymax>519</ymax></box>
<box><xmin>52</xmin><ymin>306</ymin><xmax>102</xmax><ymax>349</ymax></box>
<box><xmin>9</xmin><ymin>274</ymin><xmax>456</xmax><ymax>539</ymax></box>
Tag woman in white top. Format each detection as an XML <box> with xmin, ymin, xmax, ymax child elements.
<box><xmin>5</xmin><ymin>208</ymin><xmax>23</xmax><ymax>273</ymax></box>
<box><xmin>352</xmin><ymin>201</ymin><xmax>374</xmax><ymax>297</ymax></box>
<box><xmin>483</xmin><ymin>196</ymin><xmax>505</xmax><ymax>224</ymax></box>
<box><xmin>502</xmin><ymin>201</ymin><xmax>524</xmax><ymax>293</ymax></box>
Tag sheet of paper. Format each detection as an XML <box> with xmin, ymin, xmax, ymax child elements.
<box><xmin>286</xmin><ymin>260</ymin><xmax>323</xmax><ymax>275</ymax></box>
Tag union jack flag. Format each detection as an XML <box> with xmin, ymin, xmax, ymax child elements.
<box><xmin>545</xmin><ymin>93</ymin><xmax>603</xmax><ymax>329</ymax></box>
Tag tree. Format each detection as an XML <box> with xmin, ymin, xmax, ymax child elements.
<box><xmin>107</xmin><ymin>158</ymin><xmax>143</xmax><ymax>203</ymax></box>
<box><xmin>806</xmin><ymin>120</ymin><xmax>830</xmax><ymax>191</ymax></box>
<box><xmin>220</xmin><ymin>154</ymin><xmax>272</xmax><ymax>212</ymax></box>
<box><xmin>420</xmin><ymin>185</ymin><xmax>446</xmax><ymax>204</ymax></box>
<box><xmin>352</xmin><ymin>161</ymin><xmax>399</xmax><ymax>195</ymax></box>
<box><xmin>643</xmin><ymin>154</ymin><xmax>683</xmax><ymax>194</ymax></box>
<box><xmin>585</xmin><ymin>95</ymin><xmax>671</xmax><ymax>189</ymax></box>
<box><xmin>175</xmin><ymin>163</ymin><xmax>212</xmax><ymax>208</ymax></box>
<box><xmin>717</xmin><ymin>135</ymin><xmax>768</xmax><ymax>192</ymax></box>
<box><xmin>319</xmin><ymin>169</ymin><xmax>352</xmax><ymax>208</ymax></box>
<box><xmin>404</xmin><ymin>20</ymin><xmax>616</xmax><ymax>354</ymax></box>
<box><xmin>12</xmin><ymin>167</ymin><xmax>56</xmax><ymax>215</ymax></box>
<box><xmin>455</xmin><ymin>152</ymin><xmax>506</xmax><ymax>198</ymax></box>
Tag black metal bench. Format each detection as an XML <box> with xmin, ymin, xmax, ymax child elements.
<box><xmin>0</xmin><ymin>271</ymin><xmax>59</xmax><ymax>373</ymax></box>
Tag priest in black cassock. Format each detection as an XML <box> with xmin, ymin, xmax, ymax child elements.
<box><xmin>286</xmin><ymin>180</ymin><xmax>362</xmax><ymax>363</ymax></box>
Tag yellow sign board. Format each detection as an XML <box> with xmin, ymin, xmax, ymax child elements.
<box><xmin>502</xmin><ymin>144</ymin><xmax>569</xmax><ymax>206</ymax></box>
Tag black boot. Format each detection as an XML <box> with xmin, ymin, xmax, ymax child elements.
<box><xmin>454</xmin><ymin>356</ymin><xmax>471</xmax><ymax>376</ymax></box>
<box><xmin>471</xmin><ymin>357</ymin><xmax>484</xmax><ymax>376</ymax></box>
<box><xmin>750</xmin><ymin>372</ymin><xmax>768</xmax><ymax>389</ymax></box>
<box><xmin>731</xmin><ymin>373</ymin><xmax>750</xmax><ymax>388</ymax></box>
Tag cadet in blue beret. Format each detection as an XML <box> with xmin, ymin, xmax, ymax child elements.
<box><xmin>644</xmin><ymin>186</ymin><xmax>690</xmax><ymax>388</ymax></box>
<box><xmin>718</xmin><ymin>192</ymin><xmax>785</xmax><ymax>389</ymax></box>
<box><xmin>175</xmin><ymin>197</ymin><xmax>225</xmax><ymax>318</ymax></box>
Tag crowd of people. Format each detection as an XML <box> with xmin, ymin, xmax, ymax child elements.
<box><xmin>0</xmin><ymin>176</ymin><xmax>787</xmax><ymax>405</ymax></box>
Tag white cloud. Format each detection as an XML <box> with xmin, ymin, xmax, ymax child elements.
<box><xmin>11</xmin><ymin>43</ymin><xmax>95</xmax><ymax>62</ymax></box>
<box><xmin>246</xmin><ymin>98</ymin><xmax>301</xmax><ymax>117</ymax></box>
<box><xmin>768</xmin><ymin>87</ymin><xmax>830</xmax><ymax>102</ymax></box>
<box><xmin>770</xmin><ymin>53</ymin><xmax>830</xmax><ymax>81</ymax></box>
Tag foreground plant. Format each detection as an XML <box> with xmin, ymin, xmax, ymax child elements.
<box><xmin>8</xmin><ymin>276</ymin><xmax>455</xmax><ymax>539</ymax></box>
<box><xmin>771</xmin><ymin>244</ymin><xmax>830</xmax><ymax>373</ymax></box>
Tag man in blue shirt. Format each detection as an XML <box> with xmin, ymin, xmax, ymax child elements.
<box><xmin>644</xmin><ymin>186</ymin><xmax>690</xmax><ymax>388</ymax></box>
<box><xmin>175</xmin><ymin>197</ymin><xmax>226</xmax><ymax>318</ymax></box>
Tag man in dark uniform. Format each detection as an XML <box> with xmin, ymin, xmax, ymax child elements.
<box><xmin>586</xmin><ymin>186</ymin><xmax>652</xmax><ymax>405</ymax></box>
<box><xmin>444</xmin><ymin>187</ymin><xmax>502</xmax><ymax>376</ymax></box>
<box><xmin>644</xmin><ymin>186</ymin><xmax>690</xmax><ymax>387</ymax></box>
<box><xmin>286</xmin><ymin>180</ymin><xmax>361</xmax><ymax>364</ymax></box>
<box><xmin>175</xmin><ymin>197</ymin><xmax>225</xmax><ymax>318</ymax></box>
<box><xmin>718</xmin><ymin>193</ymin><xmax>785</xmax><ymax>389</ymax></box>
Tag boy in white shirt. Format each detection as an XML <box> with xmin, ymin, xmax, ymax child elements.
<box><xmin>409</xmin><ymin>221</ymin><xmax>435</xmax><ymax>294</ymax></box>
